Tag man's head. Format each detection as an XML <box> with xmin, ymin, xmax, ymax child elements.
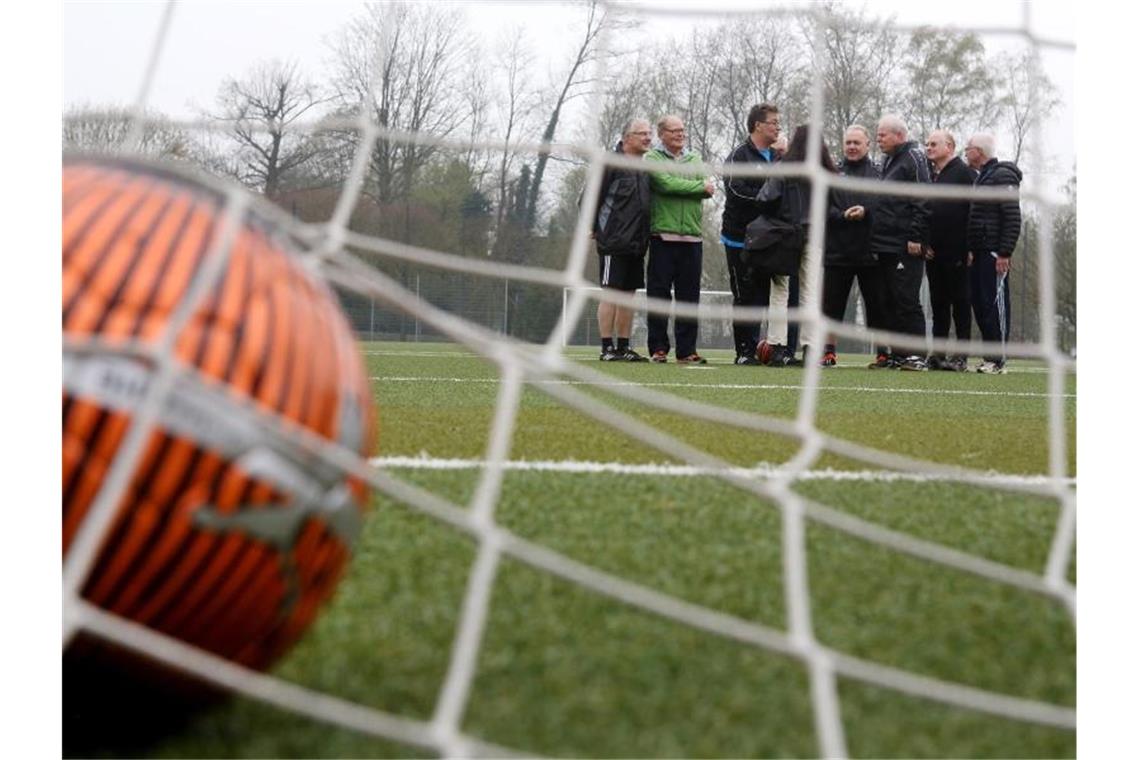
<box><xmin>925</xmin><ymin>129</ymin><xmax>956</xmax><ymax>167</ymax></box>
<box><xmin>657</xmin><ymin>114</ymin><xmax>686</xmax><ymax>155</ymax></box>
<box><xmin>843</xmin><ymin>125</ymin><xmax>871</xmax><ymax>162</ymax></box>
<box><xmin>746</xmin><ymin>103</ymin><xmax>780</xmax><ymax>149</ymax></box>
<box><xmin>964</xmin><ymin>133</ymin><xmax>996</xmax><ymax>169</ymax></box>
<box><xmin>876</xmin><ymin>114</ymin><xmax>908</xmax><ymax>154</ymax></box>
<box><xmin>621</xmin><ymin>118</ymin><xmax>652</xmax><ymax>156</ymax></box>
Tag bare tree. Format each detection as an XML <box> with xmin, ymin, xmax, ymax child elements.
<box><xmin>802</xmin><ymin>5</ymin><xmax>900</xmax><ymax>149</ymax></box>
<box><xmin>207</xmin><ymin>59</ymin><xmax>328</xmax><ymax>198</ymax></box>
<box><xmin>718</xmin><ymin>18</ymin><xmax>809</xmax><ymax>146</ymax></box>
<box><xmin>329</xmin><ymin>2</ymin><xmax>474</xmax><ymax>203</ymax></box>
<box><xmin>63</xmin><ymin>105</ymin><xmax>192</xmax><ymax>159</ymax></box>
<box><xmin>994</xmin><ymin>49</ymin><xmax>1062</xmax><ymax>166</ymax></box>
<box><xmin>900</xmin><ymin>27</ymin><xmax>998</xmax><ymax>140</ymax></box>
<box><xmin>490</xmin><ymin>25</ymin><xmax>542</xmax><ymax>239</ymax></box>
<box><xmin>522</xmin><ymin>0</ymin><xmax>615</xmax><ymax>231</ymax></box>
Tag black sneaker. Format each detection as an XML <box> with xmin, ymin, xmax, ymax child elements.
<box><xmin>619</xmin><ymin>348</ymin><xmax>649</xmax><ymax>362</ymax></box>
<box><xmin>769</xmin><ymin>345</ymin><xmax>802</xmax><ymax>367</ymax></box>
<box><xmin>899</xmin><ymin>355</ymin><xmax>928</xmax><ymax>372</ymax></box>
<box><xmin>600</xmin><ymin>348</ymin><xmax>620</xmax><ymax>361</ymax></box>
<box><xmin>676</xmin><ymin>353</ymin><xmax>708</xmax><ymax>365</ymax></box>
<box><xmin>927</xmin><ymin>355</ymin><xmax>946</xmax><ymax>371</ymax></box>
<box><xmin>867</xmin><ymin>353</ymin><xmax>893</xmax><ymax>369</ymax></box>
<box><xmin>734</xmin><ymin>354</ymin><xmax>760</xmax><ymax>366</ymax></box>
<box><xmin>947</xmin><ymin>356</ymin><xmax>968</xmax><ymax>372</ymax></box>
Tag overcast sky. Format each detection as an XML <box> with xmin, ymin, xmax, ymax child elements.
<box><xmin>62</xmin><ymin>0</ymin><xmax>1074</xmax><ymax>196</ymax></box>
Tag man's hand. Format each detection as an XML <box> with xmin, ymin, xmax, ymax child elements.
<box><xmin>923</xmin><ymin>245</ymin><xmax>935</xmax><ymax>261</ymax></box>
<box><xmin>906</xmin><ymin>241</ymin><xmax>923</xmax><ymax>257</ymax></box>
<box><xmin>967</xmin><ymin>251</ymin><xmax>974</xmax><ymax>266</ymax></box>
<box><xmin>843</xmin><ymin>205</ymin><xmax>865</xmax><ymax>221</ymax></box>
<box><xmin>994</xmin><ymin>255</ymin><xmax>1011</xmax><ymax>275</ymax></box>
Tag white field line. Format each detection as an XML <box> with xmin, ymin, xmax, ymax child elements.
<box><xmin>370</xmin><ymin>456</ymin><xmax>1075</xmax><ymax>488</ymax></box>
<box><xmin>370</xmin><ymin>375</ymin><xmax>1075</xmax><ymax>400</ymax></box>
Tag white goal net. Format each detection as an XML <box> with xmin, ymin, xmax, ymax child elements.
<box><xmin>60</xmin><ymin>2</ymin><xmax>1076</xmax><ymax>758</ymax></box>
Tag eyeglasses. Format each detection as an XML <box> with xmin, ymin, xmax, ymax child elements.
<box><xmin>762</xmin><ymin>120</ymin><xmax>780</xmax><ymax>126</ymax></box>
<box><xmin>630</xmin><ymin>130</ymin><xmax>652</xmax><ymax>136</ymax></box>
<box><xmin>662</xmin><ymin>127</ymin><xmax>685</xmax><ymax>134</ymax></box>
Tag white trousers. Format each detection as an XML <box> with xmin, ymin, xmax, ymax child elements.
<box><xmin>767</xmin><ymin>241</ymin><xmax>818</xmax><ymax>348</ymax></box>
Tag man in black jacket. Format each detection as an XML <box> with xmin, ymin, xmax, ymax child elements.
<box><xmin>965</xmin><ymin>133</ymin><xmax>1023</xmax><ymax>374</ymax></box>
<box><xmin>924</xmin><ymin>129</ymin><xmax>977</xmax><ymax>371</ymax></box>
<box><xmin>720</xmin><ymin>103</ymin><xmax>781</xmax><ymax>364</ymax></box>
<box><xmin>870</xmin><ymin>114</ymin><xmax>932</xmax><ymax>371</ymax></box>
<box><xmin>592</xmin><ymin>118</ymin><xmax>653</xmax><ymax>361</ymax></box>
<box><xmin>821</xmin><ymin>125</ymin><xmax>887</xmax><ymax>367</ymax></box>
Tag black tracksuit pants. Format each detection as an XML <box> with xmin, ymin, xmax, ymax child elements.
<box><xmin>876</xmin><ymin>250</ymin><xmax>926</xmax><ymax>356</ymax></box>
<box><xmin>970</xmin><ymin>252</ymin><xmax>1011</xmax><ymax>364</ymax></box>
<box><xmin>926</xmin><ymin>257</ymin><xmax>971</xmax><ymax>358</ymax></box>
<box><xmin>822</xmin><ymin>264</ymin><xmax>888</xmax><ymax>355</ymax></box>
<box><xmin>647</xmin><ymin>238</ymin><xmax>702</xmax><ymax>357</ymax></box>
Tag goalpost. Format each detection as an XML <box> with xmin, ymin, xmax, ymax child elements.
<box><xmin>61</xmin><ymin>2</ymin><xmax>1076</xmax><ymax>758</ymax></box>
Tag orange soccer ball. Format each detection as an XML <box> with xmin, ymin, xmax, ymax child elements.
<box><xmin>62</xmin><ymin>156</ymin><xmax>376</xmax><ymax>679</ymax></box>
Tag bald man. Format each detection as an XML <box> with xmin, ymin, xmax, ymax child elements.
<box><xmin>869</xmin><ymin>114</ymin><xmax>931</xmax><ymax>371</ymax></box>
<box><xmin>924</xmin><ymin>129</ymin><xmax>977</xmax><ymax>371</ymax></box>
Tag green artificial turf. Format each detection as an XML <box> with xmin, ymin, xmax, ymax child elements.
<box><xmin>77</xmin><ymin>342</ymin><xmax>1076</xmax><ymax>758</ymax></box>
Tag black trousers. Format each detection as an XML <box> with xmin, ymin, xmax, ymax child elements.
<box><xmin>926</xmin><ymin>257</ymin><xmax>971</xmax><ymax>358</ymax></box>
<box><xmin>876</xmin><ymin>250</ymin><xmax>926</xmax><ymax>356</ymax></box>
<box><xmin>822</xmin><ymin>264</ymin><xmax>887</xmax><ymax>354</ymax></box>
<box><xmin>725</xmin><ymin>244</ymin><xmax>763</xmax><ymax>358</ymax></box>
<box><xmin>970</xmin><ymin>252</ymin><xmax>1011</xmax><ymax>364</ymax></box>
<box><xmin>647</xmin><ymin>238</ymin><xmax>702</xmax><ymax>357</ymax></box>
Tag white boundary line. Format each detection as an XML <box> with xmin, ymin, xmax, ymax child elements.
<box><xmin>371</xmin><ymin>375</ymin><xmax>1076</xmax><ymax>400</ymax></box>
<box><xmin>370</xmin><ymin>456</ymin><xmax>1075</xmax><ymax>487</ymax></box>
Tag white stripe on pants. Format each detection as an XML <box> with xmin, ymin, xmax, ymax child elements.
<box><xmin>767</xmin><ymin>241</ymin><xmax>817</xmax><ymax>347</ymax></box>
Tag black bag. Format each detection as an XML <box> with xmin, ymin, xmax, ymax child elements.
<box><xmin>743</xmin><ymin>215</ymin><xmax>803</xmax><ymax>276</ymax></box>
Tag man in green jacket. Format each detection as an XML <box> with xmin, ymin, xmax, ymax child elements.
<box><xmin>645</xmin><ymin>114</ymin><xmax>715</xmax><ymax>364</ymax></box>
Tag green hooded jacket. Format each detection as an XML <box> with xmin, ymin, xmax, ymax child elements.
<box><xmin>644</xmin><ymin>146</ymin><xmax>708</xmax><ymax>237</ymax></box>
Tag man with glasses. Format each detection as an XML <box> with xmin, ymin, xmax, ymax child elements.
<box><xmin>964</xmin><ymin>133</ymin><xmax>1022</xmax><ymax>374</ymax></box>
<box><xmin>644</xmin><ymin>114</ymin><xmax>715</xmax><ymax>364</ymax></box>
<box><xmin>924</xmin><ymin>129</ymin><xmax>977</xmax><ymax>371</ymax></box>
<box><xmin>720</xmin><ymin>103</ymin><xmax>782</xmax><ymax>365</ymax></box>
<box><xmin>591</xmin><ymin>118</ymin><xmax>654</xmax><ymax>361</ymax></box>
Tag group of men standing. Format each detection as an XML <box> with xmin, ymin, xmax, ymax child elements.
<box><xmin>589</xmin><ymin>106</ymin><xmax>1023</xmax><ymax>374</ymax></box>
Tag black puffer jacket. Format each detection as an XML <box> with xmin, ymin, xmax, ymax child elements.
<box><xmin>869</xmin><ymin>140</ymin><xmax>931</xmax><ymax>256</ymax></box>
<box><xmin>720</xmin><ymin>139</ymin><xmax>777</xmax><ymax>242</ymax></box>
<box><xmin>928</xmin><ymin>156</ymin><xmax>977</xmax><ymax>264</ymax></box>
<box><xmin>591</xmin><ymin>145</ymin><xmax>651</xmax><ymax>257</ymax></box>
<box><xmin>967</xmin><ymin>158</ymin><xmax>1023</xmax><ymax>258</ymax></box>
<box><xmin>758</xmin><ymin>176</ymin><xmax>813</xmax><ymax>227</ymax></box>
<box><xmin>825</xmin><ymin>155</ymin><xmax>880</xmax><ymax>267</ymax></box>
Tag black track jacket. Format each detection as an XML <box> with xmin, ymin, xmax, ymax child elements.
<box><xmin>928</xmin><ymin>156</ymin><xmax>977</xmax><ymax>264</ymax></box>
<box><xmin>825</xmin><ymin>155</ymin><xmax>880</xmax><ymax>267</ymax></box>
<box><xmin>869</xmin><ymin>140</ymin><xmax>931</xmax><ymax>256</ymax></box>
<box><xmin>720</xmin><ymin>139</ymin><xmax>777</xmax><ymax>242</ymax></box>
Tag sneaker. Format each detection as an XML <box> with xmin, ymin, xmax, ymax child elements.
<box><xmin>734</xmin><ymin>354</ymin><xmax>761</xmax><ymax>366</ymax></box>
<box><xmin>977</xmin><ymin>360</ymin><xmax>1007</xmax><ymax>375</ymax></box>
<box><xmin>820</xmin><ymin>351</ymin><xmax>837</xmax><ymax>367</ymax></box>
<box><xmin>945</xmin><ymin>356</ymin><xmax>968</xmax><ymax>372</ymax></box>
<box><xmin>650</xmin><ymin>350</ymin><xmax>668</xmax><ymax>363</ymax></box>
<box><xmin>676</xmin><ymin>353</ymin><xmax>708</xmax><ymax>365</ymax></box>
<box><xmin>899</xmin><ymin>355</ymin><xmax>928</xmax><ymax>372</ymax></box>
<box><xmin>768</xmin><ymin>345</ymin><xmax>802</xmax><ymax>367</ymax></box>
<box><xmin>599</xmin><ymin>348</ymin><xmax>620</xmax><ymax>361</ymax></box>
<box><xmin>867</xmin><ymin>353</ymin><xmax>894</xmax><ymax>369</ymax></box>
<box><xmin>619</xmin><ymin>348</ymin><xmax>649</xmax><ymax>362</ymax></box>
<box><xmin>927</xmin><ymin>355</ymin><xmax>946</xmax><ymax>371</ymax></box>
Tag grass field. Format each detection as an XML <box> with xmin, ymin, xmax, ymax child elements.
<box><xmin>82</xmin><ymin>341</ymin><xmax>1077</xmax><ymax>758</ymax></box>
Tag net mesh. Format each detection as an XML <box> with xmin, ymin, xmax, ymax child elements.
<box><xmin>62</xmin><ymin>2</ymin><xmax>1076</xmax><ymax>757</ymax></box>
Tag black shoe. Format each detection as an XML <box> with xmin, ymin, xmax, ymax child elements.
<box><xmin>734</xmin><ymin>354</ymin><xmax>760</xmax><ymax>366</ymax></box>
<box><xmin>899</xmin><ymin>355</ymin><xmax>928</xmax><ymax>372</ymax></box>
<box><xmin>676</xmin><ymin>353</ymin><xmax>708</xmax><ymax>365</ymax></box>
<box><xmin>600</xmin><ymin>348</ymin><xmax>620</xmax><ymax>361</ymax></box>
<box><xmin>769</xmin><ymin>345</ymin><xmax>802</xmax><ymax>367</ymax></box>
<box><xmin>868</xmin><ymin>353</ymin><xmax>893</xmax><ymax>369</ymax></box>
<box><xmin>927</xmin><ymin>355</ymin><xmax>946</xmax><ymax>371</ymax></box>
<box><xmin>946</xmin><ymin>356</ymin><xmax>968</xmax><ymax>372</ymax></box>
<box><xmin>619</xmin><ymin>348</ymin><xmax>649</xmax><ymax>362</ymax></box>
